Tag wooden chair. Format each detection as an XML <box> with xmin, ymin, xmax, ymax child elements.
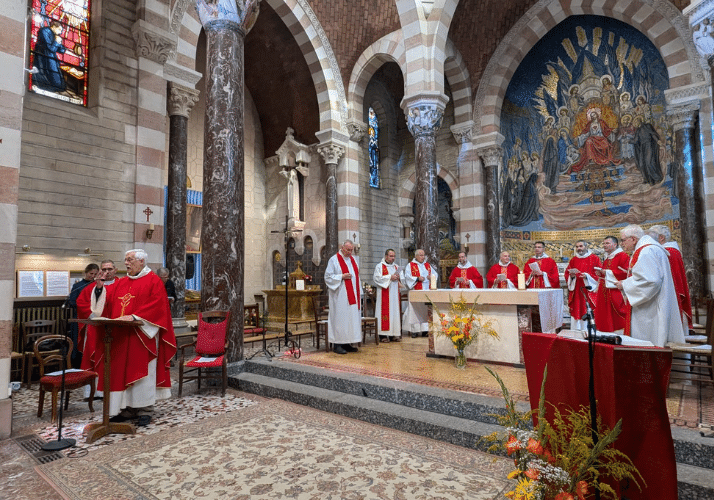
<box><xmin>34</xmin><ymin>335</ymin><xmax>97</xmax><ymax>423</ymax></box>
<box><xmin>178</xmin><ymin>310</ymin><xmax>230</xmax><ymax>397</ymax></box>
<box><xmin>668</xmin><ymin>298</ymin><xmax>714</xmax><ymax>388</ymax></box>
<box><xmin>361</xmin><ymin>291</ymin><xmax>378</xmax><ymax>346</ymax></box>
<box><xmin>11</xmin><ymin>324</ymin><xmax>23</xmax><ymax>382</ymax></box>
<box><xmin>22</xmin><ymin>320</ymin><xmax>57</xmax><ymax>389</ymax></box>
<box><xmin>312</xmin><ymin>295</ymin><xmax>330</xmax><ymax>352</ymax></box>
<box><xmin>243</xmin><ymin>303</ymin><xmax>266</xmax><ymax>348</ymax></box>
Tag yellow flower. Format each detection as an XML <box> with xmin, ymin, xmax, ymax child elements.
<box><xmin>507</xmin><ymin>469</ymin><xmax>521</xmax><ymax>480</ymax></box>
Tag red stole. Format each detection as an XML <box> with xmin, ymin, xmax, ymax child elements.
<box><xmin>337</xmin><ymin>253</ymin><xmax>360</xmax><ymax>308</ymax></box>
<box><xmin>497</xmin><ymin>266</ymin><xmax>508</xmax><ymax>289</ymax></box>
<box><xmin>624</xmin><ymin>244</ymin><xmax>650</xmax><ymax>337</ymax></box>
<box><xmin>410</xmin><ymin>261</ymin><xmax>431</xmax><ymax>290</ymax></box>
<box><xmin>381</xmin><ymin>264</ymin><xmax>390</xmax><ymax>331</ymax></box>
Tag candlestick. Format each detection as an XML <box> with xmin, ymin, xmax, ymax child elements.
<box><xmin>517</xmin><ymin>273</ymin><xmax>526</xmax><ymax>290</ymax></box>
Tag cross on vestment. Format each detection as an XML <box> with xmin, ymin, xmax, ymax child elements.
<box><xmin>119</xmin><ymin>292</ymin><xmax>135</xmax><ymax>316</ymax></box>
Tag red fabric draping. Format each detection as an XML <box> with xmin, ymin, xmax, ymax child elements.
<box><xmin>337</xmin><ymin>253</ymin><xmax>360</xmax><ymax>308</ymax></box>
<box><xmin>486</xmin><ymin>262</ymin><xmax>520</xmax><ymax>288</ymax></box>
<box><xmin>522</xmin><ymin>332</ymin><xmax>676</xmax><ymax>500</ymax></box>
<box><xmin>380</xmin><ymin>264</ymin><xmax>390</xmax><ymax>331</ymax></box>
<box><xmin>524</xmin><ymin>257</ymin><xmax>559</xmax><ymax>289</ymax></box>
<box><xmin>448</xmin><ymin>265</ymin><xmax>484</xmax><ymax>288</ymax></box>
<box><xmin>410</xmin><ymin>261</ymin><xmax>431</xmax><ymax>290</ymax></box>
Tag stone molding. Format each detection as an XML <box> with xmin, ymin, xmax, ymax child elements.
<box><xmin>450</xmin><ymin>120</ymin><xmax>474</xmax><ymax>144</ymax></box>
<box><xmin>477</xmin><ymin>146</ymin><xmax>503</xmax><ymax>168</ymax></box>
<box><xmin>168</xmin><ymin>83</ymin><xmax>200</xmax><ymax>117</ymax></box>
<box><xmin>346</xmin><ymin>119</ymin><xmax>367</xmax><ymax>143</ymax></box>
<box><xmin>164</xmin><ymin>61</ymin><xmax>203</xmax><ymax>88</ymax></box>
<box><xmin>132</xmin><ymin>19</ymin><xmax>177</xmax><ymax>65</ymax></box>
<box><xmin>317</xmin><ymin>143</ymin><xmax>346</xmax><ymax>165</ymax></box>
<box><xmin>667</xmin><ymin>102</ymin><xmax>701</xmax><ymax>131</ymax></box>
<box><xmin>402</xmin><ymin>93</ymin><xmax>449</xmax><ymax>138</ymax></box>
<box><xmin>195</xmin><ymin>0</ymin><xmax>260</xmax><ymax>33</ymax></box>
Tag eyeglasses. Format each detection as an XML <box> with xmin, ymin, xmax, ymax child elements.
<box><xmin>101</xmin><ymin>268</ymin><xmax>114</xmax><ymax>272</ymax></box>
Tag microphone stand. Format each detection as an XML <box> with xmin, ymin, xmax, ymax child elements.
<box><xmin>581</xmin><ymin>287</ymin><xmax>601</xmax><ymax>500</ymax></box>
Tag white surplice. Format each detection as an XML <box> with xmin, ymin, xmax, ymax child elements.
<box><xmin>402</xmin><ymin>259</ymin><xmax>438</xmax><ymax>334</ymax></box>
<box><xmin>373</xmin><ymin>260</ymin><xmax>401</xmax><ymax>337</ymax></box>
<box><xmin>324</xmin><ymin>252</ymin><xmax>362</xmax><ymax>345</ymax></box>
<box><xmin>621</xmin><ymin>235</ymin><xmax>685</xmax><ymax>347</ymax></box>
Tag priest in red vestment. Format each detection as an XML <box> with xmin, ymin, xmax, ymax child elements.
<box><xmin>594</xmin><ymin>236</ymin><xmax>630</xmax><ymax>333</ymax></box>
<box><xmin>565</xmin><ymin>240</ymin><xmax>600</xmax><ymax>330</ymax></box>
<box><xmin>449</xmin><ymin>251</ymin><xmax>483</xmax><ymax>288</ymax></box>
<box><xmin>486</xmin><ymin>251</ymin><xmax>520</xmax><ymax>288</ymax></box>
<box><xmin>524</xmin><ymin>241</ymin><xmax>560</xmax><ymax>289</ymax></box>
<box><xmin>85</xmin><ymin>249</ymin><xmax>176</xmax><ymax>424</ymax></box>
<box><xmin>648</xmin><ymin>225</ymin><xmax>692</xmax><ymax>333</ymax></box>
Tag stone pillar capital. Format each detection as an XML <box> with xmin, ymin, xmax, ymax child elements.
<box><xmin>477</xmin><ymin>146</ymin><xmax>503</xmax><ymax>168</ymax></box>
<box><xmin>346</xmin><ymin>119</ymin><xmax>368</xmax><ymax>143</ymax></box>
<box><xmin>450</xmin><ymin>120</ymin><xmax>474</xmax><ymax>144</ymax></box>
<box><xmin>317</xmin><ymin>142</ymin><xmax>346</xmax><ymax>165</ymax></box>
<box><xmin>196</xmin><ymin>0</ymin><xmax>261</xmax><ymax>34</ymax></box>
<box><xmin>667</xmin><ymin>102</ymin><xmax>700</xmax><ymax>131</ymax></box>
<box><xmin>168</xmin><ymin>83</ymin><xmax>200</xmax><ymax>117</ymax></box>
<box><xmin>132</xmin><ymin>19</ymin><xmax>177</xmax><ymax>65</ymax></box>
<box><xmin>401</xmin><ymin>92</ymin><xmax>448</xmax><ymax>137</ymax></box>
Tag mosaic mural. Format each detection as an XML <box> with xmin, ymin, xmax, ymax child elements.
<box><xmin>499</xmin><ymin>15</ymin><xmax>677</xmax><ymax>238</ymax></box>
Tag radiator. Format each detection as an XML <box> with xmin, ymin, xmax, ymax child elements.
<box><xmin>13</xmin><ymin>306</ymin><xmax>69</xmax><ymax>336</ymax></box>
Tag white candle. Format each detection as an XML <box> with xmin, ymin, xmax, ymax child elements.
<box><xmin>518</xmin><ymin>273</ymin><xmax>526</xmax><ymax>290</ymax></box>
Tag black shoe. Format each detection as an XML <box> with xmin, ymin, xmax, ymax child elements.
<box><xmin>411</xmin><ymin>333</ymin><xmax>418</xmax><ymax>338</ymax></box>
<box><xmin>333</xmin><ymin>345</ymin><xmax>348</xmax><ymax>354</ymax></box>
<box><xmin>109</xmin><ymin>414</ymin><xmax>130</xmax><ymax>423</ymax></box>
<box><xmin>343</xmin><ymin>344</ymin><xmax>358</xmax><ymax>352</ymax></box>
<box><xmin>136</xmin><ymin>415</ymin><xmax>151</xmax><ymax>427</ymax></box>
<box><xmin>421</xmin><ymin>332</ymin><xmax>429</xmax><ymax>337</ymax></box>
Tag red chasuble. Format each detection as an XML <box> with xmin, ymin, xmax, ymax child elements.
<box><xmin>410</xmin><ymin>261</ymin><xmax>431</xmax><ymax>290</ymax></box>
<box><xmin>594</xmin><ymin>251</ymin><xmax>629</xmax><ymax>332</ymax></box>
<box><xmin>486</xmin><ymin>262</ymin><xmax>520</xmax><ymax>288</ymax></box>
<box><xmin>380</xmin><ymin>264</ymin><xmax>390</xmax><ymax>331</ymax></box>
<box><xmin>664</xmin><ymin>246</ymin><xmax>693</xmax><ymax>328</ymax></box>
<box><xmin>523</xmin><ymin>257</ymin><xmax>559</xmax><ymax>289</ymax></box>
<box><xmin>448</xmin><ymin>265</ymin><xmax>484</xmax><ymax>288</ymax></box>
<box><xmin>91</xmin><ymin>272</ymin><xmax>176</xmax><ymax>392</ymax></box>
<box><xmin>565</xmin><ymin>253</ymin><xmax>600</xmax><ymax>321</ymax></box>
<box><xmin>337</xmin><ymin>253</ymin><xmax>360</xmax><ymax>308</ymax></box>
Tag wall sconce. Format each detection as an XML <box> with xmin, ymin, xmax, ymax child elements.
<box><xmin>78</xmin><ymin>247</ymin><xmax>103</xmax><ymax>257</ymax></box>
<box><xmin>146</xmin><ymin>223</ymin><xmax>155</xmax><ymax>240</ymax></box>
<box><xmin>352</xmin><ymin>233</ymin><xmax>360</xmax><ymax>254</ymax></box>
<box><xmin>16</xmin><ymin>244</ymin><xmax>44</xmax><ymax>255</ymax></box>
<box><xmin>464</xmin><ymin>233</ymin><xmax>471</xmax><ymax>254</ymax></box>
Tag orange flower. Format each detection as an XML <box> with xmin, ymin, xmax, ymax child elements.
<box><xmin>506</xmin><ymin>435</ymin><xmax>521</xmax><ymax>455</ymax></box>
<box><xmin>526</xmin><ymin>438</ymin><xmax>544</xmax><ymax>455</ymax></box>
<box><xmin>554</xmin><ymin>493</ymin><xmax>574</xmax><ymax>500</ymax></box>
<box><xmin>575</xmin><ymin>481</ymin><xmax>588</xmax><ymax>499</ymax></box>
<box><xmin>542</xmin><ymin>448</ymin><xmax>556</xmax><ymax>464</ymax></box>
<box><xmin>524</xmin><ymin>468</ymin><xmax>539</xmax><ymax>480</ymax></box>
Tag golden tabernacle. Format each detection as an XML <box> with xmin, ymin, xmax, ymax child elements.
<box><xmin>263</xmin><ymin>262</ymin><xmax>321</xmax><ymax>335</ymax></box>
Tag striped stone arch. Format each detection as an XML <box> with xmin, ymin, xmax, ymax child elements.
<box><xmin>398</xmin><ymin>165</ymin><xmax>460</xmax><ymax>217</ymax></box>
<box><xmin>444</xmin><ymin>39</ymin><xmax>472</xmax><ymax>127</ymax></box>
<box><xmin>473</xmin><ymin>0</ymin><xmax>706</xmax><ymax>136</ymax></box>
<box><xmin>347</xmin><ymin>31</ymin><xmax>407</xmax><ymax>123</ymax></box>
<box><xmin>172</xmin><ymin>0</ymin><xmax>345</xmax><ymax>131</ymax></box>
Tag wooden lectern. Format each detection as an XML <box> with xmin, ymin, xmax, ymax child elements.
<box><xmin>70</xmin><ymin>318</ymin><xmax>141</xmax><ymax>443</ymax></box>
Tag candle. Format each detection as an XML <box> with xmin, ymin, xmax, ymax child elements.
<box><xmin>429</xmin><ymin>273</ymin><xmax>437</xmax><ymax>290</ymax></box>
<box><xmin>518</xmin><ymin>273</ymin><xmax>526</xmax><ymax>290</ymax></box>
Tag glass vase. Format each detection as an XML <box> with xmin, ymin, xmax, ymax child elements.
<box><xmin>454</xmin><ymin>347</ymin><xmax>467</xmax><ymax>369</ymax></box>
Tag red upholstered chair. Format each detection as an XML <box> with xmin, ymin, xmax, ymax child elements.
<box><xmin>178</xmin><ymin>310</ymin><xmax>230</xmax><ymax>397</ymax></box>
<box><xmin>34</xmin><ymin>335</ymin><xmax>97</xmax><ymax>423</ymax></box>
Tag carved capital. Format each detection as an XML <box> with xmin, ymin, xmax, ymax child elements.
<box><xmin>405</xmin><ymin>102</ymin><xmax>445</xmax><ymax>138</ymax></box>
<box><xmin>132</xmin><ymin>20</ymin><xmax>177</xmax><ymax>65</ymax></box>
<box><xmin>346</xmin><ymin>119</ymin><xmax>367</xmax><ymax>143</ymax></box>
<box><xmin>477</xmin><ymin>146</ymin><xmax>503</xmax><ymax>168</ymax></box>
<box><xmin>667</xmin><ymin>102</ymin><xmax>700</xmax><ymax>132</ymax></box>
<box><xmin>317</xmin><ymin>143</ymin><xmax>346</xmax><ymax>165</ymax></box>
<box><xmin>196</xmin><ymin>0</ymin><xmax>261</xmax><ymax>34</ymax></box>
<box><xmin>450</xmin><ymin>121</ymin><xmax>474</xmax><ymax>144</ymax></box>
<box><xmin>168</xmin><ymin>83</ymin><xmax>200</xmax><ymax>117</ymax></box>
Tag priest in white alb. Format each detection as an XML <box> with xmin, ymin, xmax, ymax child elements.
<box><xmin>403</xmin><ymin>248</ymin><xmax>438</xmax><ymax>338</ymax></box>
<box><xmin>616</xmin><ymin>225</ymin><xmax>684</xmax><ymax>347</ymax></box>
<box><xmin>373</xmin><ymin>248</ymin><xmax>401</xmax><ymax>343</ymax></box>
<box><xmin>324</xmin><ymin>240</ymin><xmax>362</xmax><ymax>355</ymax></box>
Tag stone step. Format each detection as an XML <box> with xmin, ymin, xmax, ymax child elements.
<box><xmin>229</xmin><ymin>359</ymin><xmax>714</xmax><ymax>498</ymax></box>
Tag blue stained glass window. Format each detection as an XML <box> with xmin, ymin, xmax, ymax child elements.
<box><xmin>29</xmin><ymin>0</ymin><xmax>91</xmax><ymax>106</ymax></box>
<box><xmin>368</xmin><ymin>107</ymin><xmax>380</xmax><ymax>188</ymax></box>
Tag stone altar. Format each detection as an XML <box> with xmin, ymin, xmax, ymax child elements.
<box><xmin>262</xmin><ymin>262</ymin><xmax>321</xmax><ymax>334</ymax></box>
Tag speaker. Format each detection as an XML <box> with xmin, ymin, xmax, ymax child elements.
<box><xmin>186</xmin><ymin>254</ymin><xmax>195</xmax><ymax>280</ymax></box>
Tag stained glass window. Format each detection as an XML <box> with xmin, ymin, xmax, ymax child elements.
<box><xmin>28</xmin><ymin>0</ymin><xmax>91</xmax><ymax>106</ymax></box>
<box><xmin>368</xmin><ymin>107</ymin><xmax>380</xmax><ymax>188</ymax></box>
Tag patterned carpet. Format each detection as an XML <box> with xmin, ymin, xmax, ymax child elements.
<box><xmin>37</xmin><ymin>399</ymin><xmax>514</xmax><ymax>500</ymax></box>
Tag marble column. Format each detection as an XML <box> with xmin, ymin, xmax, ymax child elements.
<box><xmin>404</xmin><ymin>96</ymin><xmax>447</xmax><ymax>271</ymax></box>
<box><xmin>669</xmin><ymin>105</ymin><xmax>706</xmax><ymax>298</ymax></box>
<box><xmin>166</xmin><ymin>83</ymin><xmax>199</xmax><ymax>320</ymax></box>
<box><xmin>317</xmin><ymin>142</ymin><xmax>346</xmax><ymax>257</ymax></box>
<box><xmin>196</xmin><ymin>0</ymin><xmax>260</xmax><ymax>361</ymax></box>
<box><xmin>478</xmin><ymin>146</ymin><xmax>502</xmax><ymax>267</ymax></box>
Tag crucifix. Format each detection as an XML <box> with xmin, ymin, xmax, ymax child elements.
<box><xmin>143</xmin><ymin>206</ymin><xmax>153</xmax><ymax>222</ymax></box>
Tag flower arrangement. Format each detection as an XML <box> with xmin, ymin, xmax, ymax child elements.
<box><xmin>429</xmin><ymin>295</ymin><xmax>499</xmax><ymax>368</ymax></box>
<box><xmin>362</xmin><ymin>282</ymin><xmax>374</xmax><ymax>295</ymax></box>
<box><xmin>482</xmin><ymin>366</ymin><xmax>643</xmax><ymax>500</ymax></box>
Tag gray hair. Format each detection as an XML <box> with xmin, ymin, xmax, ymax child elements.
<box><xmin>126</xmin><ymin>248</ymin><xmax>148</xmax><ymax>262</ymax></box>
<box><xmin>620</xmin><ymin>224</ymin><xmax>644</xmax><ymax>240</ymax></box>
<box><xmin>647</xmin><ymin>224</ymin><xmax>671</xmax><ymax>242</ymax></box>
<box><xmin>156</xmin><ymin>267</ymin><xmax>170</xmax><ymax>277</ymax></box>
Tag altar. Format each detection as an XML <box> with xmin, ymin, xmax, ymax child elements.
<box><xmin>408</xmin><ymin>288</ymin><xmax>564</xmax><ymax>365</ymax></box>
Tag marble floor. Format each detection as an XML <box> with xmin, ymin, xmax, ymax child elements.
<box><xmin>2</xmin><ymin>334</ymin><xmax>712</xmax><ymax>498</ymax></box>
